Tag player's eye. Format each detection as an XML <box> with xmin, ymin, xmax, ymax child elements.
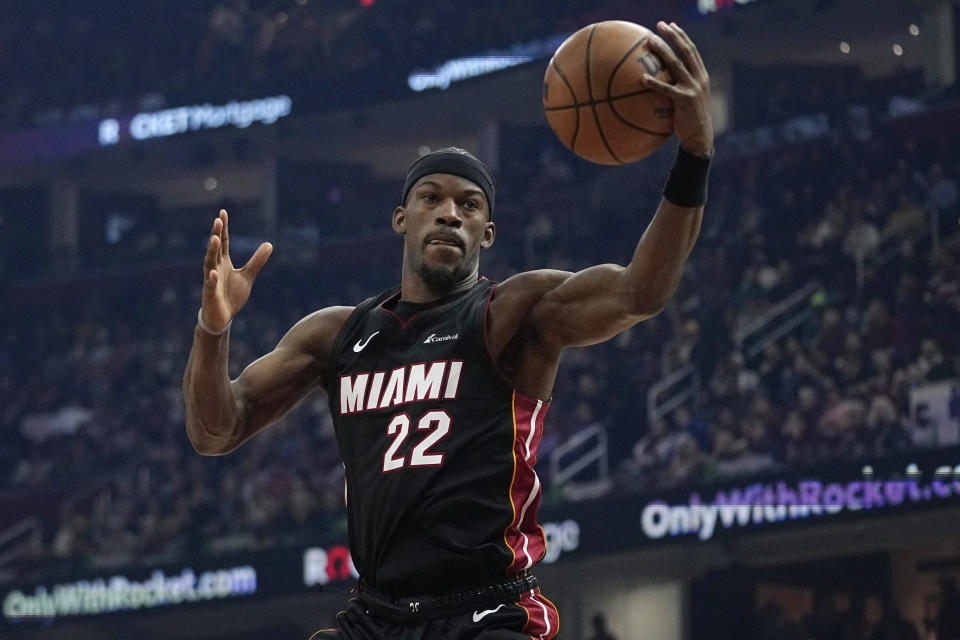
<box><xmin>422</xmin><ymin>192</ymin><xmax>437</xmax><ymax>202</ymax></box>
<box><xmin>464</xmin><ymin>200</ymin><xmax>481</xmax><ymax>210</ymax></box>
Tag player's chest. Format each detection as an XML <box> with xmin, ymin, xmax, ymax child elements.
<box><xmin>342</xmin><ymin>314</ymin><xmax>468</xmax><ymax>368</ymax></box>
<box><xmin>337</xmin><ymin>318</ymin><xmax>475</xmax><ymax>412</ymax></box>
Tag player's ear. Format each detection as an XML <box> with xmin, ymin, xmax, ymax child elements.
<box><xmin>481</xmin><ymin>221</ymin><xmax>495</xmax><ymax>249</ymax></box>
<box><xmin>392</xmin><ymin>206</ymin><xmax>406</xmax><ymax>235</ymax></box>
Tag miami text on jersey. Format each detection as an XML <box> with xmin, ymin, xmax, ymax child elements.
<box><xmin>339</xmin><ymin>360</ymin><xmax>463</xmax><ymax>415</ymax></box>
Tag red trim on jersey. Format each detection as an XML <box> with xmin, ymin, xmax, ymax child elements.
<box><xmin>380</xmin><ymin>305</ymin><xmax>423</xmax><ymax>330</ymax></box>
<box><xmin>379</xmin><ymin>277</ymin><xmax>486</xmax><ymax>330</ymax></box>
<box><xmin>517</xmin><ymin>588</ymin><xmax>560</xmax><ymax>640</ymax></box>
<box><xmin>482</xmin><ymin>283</ymin><xmax>497</xmax><ymax>365</ymax></box>
<box><xmin>377</xmin><ymin>289</ymin><xmax>422</xmax><ymax>330</ymax></box>
<box><xmin>504</xmin><ymin>392</ymin><xmax>549</xmax><ymax>574</ymax></box>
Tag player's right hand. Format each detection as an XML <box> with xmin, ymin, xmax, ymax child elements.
<box><xmin>200</xmin><ymin>209</ymin><xmax>273</xmax><ymax>333</ymax></box>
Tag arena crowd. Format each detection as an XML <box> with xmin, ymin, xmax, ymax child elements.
<box><xmin>1</xmin><ymin>1</ymin><xmax>958</xmax><ymax>588</ymax></box>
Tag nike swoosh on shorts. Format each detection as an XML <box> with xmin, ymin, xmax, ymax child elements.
<box><xmin>472</xmin><ymin>604</ymin><xmax>506</xmax><ymax>623</ymax></box>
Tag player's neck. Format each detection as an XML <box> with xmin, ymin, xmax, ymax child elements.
<box><xmin>400</xmin><ymin>269</ymin><xmax>478</xmax><ymax>303</ymax></box>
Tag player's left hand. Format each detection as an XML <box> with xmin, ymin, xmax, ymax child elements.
<box><xmin>642</xmin><ymin>21</ymin><xmax>714</xmax><ymax>158</ymax></box>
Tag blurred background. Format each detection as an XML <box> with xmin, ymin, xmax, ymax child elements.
<box><xmin>1</xmin><ymin>0</ymin><xmax>959</xmax><ymax>638</ymax></box>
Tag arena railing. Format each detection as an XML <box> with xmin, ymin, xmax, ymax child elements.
<box><xmin>644</xmin><ymin>280</ymin><xmax>819</xmax><ymax>427</ymax></box>
<box><xmin>733</xmin><ymin>280</ymin><xmax>822</xmax><ymax>360</ymax></box>
<box><xmin>549</xmin><ymin>423</ymin><xmax>610</xmax><ymax>500</ymax></box>
<box><xmin>0</xmin><ymin>518</ymin><xmax>40</xmax><ymax>579</ymax></box>
<box><xmin>646</xmin><ymin>364</ymin><xmax>700</xmax><ymax>427</ymax></box>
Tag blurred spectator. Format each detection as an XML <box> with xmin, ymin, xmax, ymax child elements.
<box><xmin>660</xmin><ymin>431</ymin><xmax>704</xmax><ymax>488</ymax></box>
<box><xmin>925</xmin><ymin>163</ymin><xmax>959</xmax><ymax>229</ymax></box>
<box><xmin>587</xmin><ymin>613</ymin><xmax>619</xmax><ymax>640</ymax></box>
<box><xmin>806</xmin><ymin>591</ymin><xmax>845</xmax><ymax>640</ymax></box>
<box><xmin>914</xmin><ymin>339</ymin><xmax>956</xmax><ymax>382</ymax></box>
<box><xmin>755</xmin><ymin>601</ymin><xmax>807</xmax><ymax>640</ymax></box>
<box><xmin>862</xmin><ymin>396</ymin><xmax>912</xmax><ymax>455</ymax></box>
<box><xmin>938</xmin><ymin>578</ymin><xmax>960</xmax><ymax>640</ymax></box>
<box><xmin>848</xmin><ymin>593</ymin><xmax>921</xmax><ymax>640</ymax></box>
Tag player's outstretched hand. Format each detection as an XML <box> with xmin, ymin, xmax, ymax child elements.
<box><xmin>642</xmin><ymin>21</ymin><xmax>714</xmax><ymax>158</ymax></box>
<box><xmin>200</xmin><ymin>209</ymin><xmax>273</xmax><ymax>333</ymax></box>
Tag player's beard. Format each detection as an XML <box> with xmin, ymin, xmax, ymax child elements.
<box><xmin>416</xmin><ymin>251</ymin><xmax>476</xmax><ymax>293</ymax></box>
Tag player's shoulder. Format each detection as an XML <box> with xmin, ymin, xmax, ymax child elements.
<box><xmin>488</xmin><ymin>269</ymin><xmax>573</xmax><ymax>324</ymax></box>
<box><xmin>486</xmin><ymin>270</ymin><xmax>573</xmax><ymax>362</ymax></box>
<box><xmin>494</xmin><ymin>269</ymin><xmax>573</xmax><ymax>301</ymax></box>
<box><xmin>279</xmin><ymin>305</ymin><xmax>355</xmax><ymax>356</ymax></box>
<box><xmin>299</xmin><ymin>305</ymin><xmax>356</xmax><ymax>328</ymax></box>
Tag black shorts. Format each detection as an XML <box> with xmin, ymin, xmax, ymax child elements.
<box><xmin>308</xmin><ymin>588</ymin><xmax>559</xmax><ymax>640</ymax></box>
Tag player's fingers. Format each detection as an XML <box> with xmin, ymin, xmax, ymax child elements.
<box><xmin>204</xmin><ymin>232</ymin><xmax>221</xmax><ymax>275</ymax></box>
<box><xmin>220</xmin><ymin>209</ymin><xmax>230</xmax><ymax>258</ymax></box>
<box><xmin>242</xmin><ymin>242</ymin><xmax>273</xmax><ymax>281</ymax></box>
<box><xmin>669</xmin><ymin>23</ymin><xmax>705</xmax><ymax>63</ymax></box>
<box><xmin>201</xmin><ymin>270</ymin><xmax>220</xmax><ymax>322</ymax></box>
<box><xmin>641</xmin><ymin>74</ymin><xmax>683</xmax><ymax>98</ymax></box>
<box><xmin>646</xmin><ymin>32</ymin><xmax>693</xmax><ymax>87</ymax></box>
<box><xmin>665</xmin><ymin>22</ymin><xmax>708</xmax><ymax>81</ymax></box>
<box><xmin>211</xmin><ymin>214</ymin><xmax>224</xmax><ymax>261</ymax></box>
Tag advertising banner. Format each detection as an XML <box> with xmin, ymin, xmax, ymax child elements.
<box><xmin>538</xmin><ymin>446</ymin><xmax>960</xmax><ymax>556</ymax></box>
<box><xmin>4</xmin><ymin>448</ymin><xmax>958</xmax><ymax>626</ymax></box>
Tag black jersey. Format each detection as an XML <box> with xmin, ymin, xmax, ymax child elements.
<box><xmin>325</xmin><ymin>278</ymin><xmax>550</xmax><ymax>596</ymax></box>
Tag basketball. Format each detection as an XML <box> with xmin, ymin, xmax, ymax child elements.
<box><xmin>543</xmin><ymin>20</ymin><xmax>674</xmax><ymax>165</ymax></box>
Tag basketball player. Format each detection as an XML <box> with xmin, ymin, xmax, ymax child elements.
<box><xmin>184</xmin><ymin>21</ymin><xmax>712</xmax><ymax>640</ymax></box>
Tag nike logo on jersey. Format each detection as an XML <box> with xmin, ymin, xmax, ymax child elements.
<box><xmin>472</xmin><ymin>604</ymin><xmax>505</xmax><ymax>622</ymax></box>
<box><xmin>423</xmin><ymin>332</ymin><xmax>458</xmax><ymax>344</ymax></box>
<box><xmin>353</xmin><ymin>331</ymin><xmax>380</xmax><ymax>353</ymax></box>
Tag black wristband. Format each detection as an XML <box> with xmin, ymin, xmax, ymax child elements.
<box><xmin>663</xmin><ymin>146</ymin><xmax>712</xmax><ymax>208</ymax></box>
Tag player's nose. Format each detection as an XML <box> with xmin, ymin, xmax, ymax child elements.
<box><xmin>434</xmin><ymin>198</ymin><xmax>463</xmax><ymax>227</ymax></box>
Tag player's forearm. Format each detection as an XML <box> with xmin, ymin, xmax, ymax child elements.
<box><xmin>620</xmin><ymin>145</ymin><xmax>709</xmax><ymax>314</ymax></box>
<box><xmin>621</xmin><ymin>198</ymin><xmax>703</xmax><ymax>315</ymax></box>
<box><xmin>182</xmin><ymin>327</ymin><xmax>244</xmax><ymax>455</ymax></box>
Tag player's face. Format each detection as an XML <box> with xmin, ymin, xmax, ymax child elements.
<box><xmin>393</xmin><ymin>173</ymin><xmax>495</xmax><ymax>291</ymax></box>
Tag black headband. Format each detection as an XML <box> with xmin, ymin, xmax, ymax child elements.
<box><xmin>401</xmin><ymin>147</ymin><xmax>495</xmax><ymax>218</ymax></box>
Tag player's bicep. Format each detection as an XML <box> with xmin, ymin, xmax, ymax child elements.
<box><xmin>530</xmin><ymin>263</ymin><xmax>652</xmax><ymax>349</ymax></box>
<box><xmin>233</xmin><ymin>344</ymin><xmax>317</xmax><ymax>413</ymax></box>
<box><xmin>232</xmin><ymin>306</ymin><xmax>351</xmax><ymax>438</ymax></box>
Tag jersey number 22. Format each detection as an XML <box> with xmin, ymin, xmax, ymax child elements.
<box><xmin>382</xmin><ymin>410</ymin><xmax>451</xmax><ymax>472</ymax></box>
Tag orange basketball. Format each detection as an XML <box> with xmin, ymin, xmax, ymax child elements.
<box><xmin>543</xmin><ymin>21</ymin><xmax>674</xmax><ymax>165</ymax></box>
